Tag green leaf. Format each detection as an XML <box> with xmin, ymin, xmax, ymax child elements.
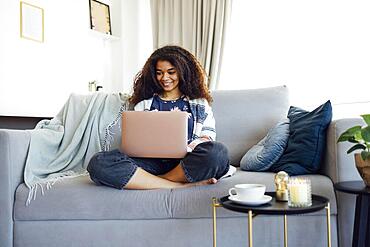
<box><xmin>361</xmin><ymin>126</ymin><xmax>370</xmax><ymax>142</ymax></box>
<box><xmin>361</xmin><ymin>114</ymin><xmax>370</xmax><ymax>126</ymax></box>
<box><xmin>361</xmin><ymin>151</ymin><xmax>370</xmax><ymax>160</ymax></box>
<box><xmin>354</xmin><ymin>131</ymin><xmax>363</xmax><ymax>141</ymax></box>
<box><xmin>337</xmin><ymin>126</ymin><xmax>362</xmax><ymax>142</ymax></box>
<box><xmin>347</xmin><ymin>144</ymin><xmax>366</xmax><ymax>154</ymax></box>
<box><xmin>348</xmin><ymin>137</ymin><xmax>360</xmax><ymax>143</ymax></box>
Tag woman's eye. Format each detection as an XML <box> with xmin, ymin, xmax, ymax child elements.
<box><xmin>156</xmin><ymin>72</ymin><xmax>162</xmax><ymax>76</ymax></box>
<box><xmin>168</xmin><ymin>71</ymin><xmax>175</xmax><ymax>75</ymax></box>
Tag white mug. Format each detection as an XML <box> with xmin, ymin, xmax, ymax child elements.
<box><xmin>229</xmin><ymin>184</ymin><xmax>266</xmax><ymax>201</ymax></box>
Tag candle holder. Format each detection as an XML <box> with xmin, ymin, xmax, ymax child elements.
<box><xmin>274</xmin><ymin>171</ymin><xmax>289</xmax><ymax>201</ymax></box>
<box><xmin>288</xmin><ymin>177</ymin><xmax>312</xmax><ymax>207</ymax></box>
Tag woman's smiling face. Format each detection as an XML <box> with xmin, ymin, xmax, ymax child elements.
<box><xmin>155</xmin><ymin>60</ymin><xmax>181</xmax><ymax>97</ymax></box>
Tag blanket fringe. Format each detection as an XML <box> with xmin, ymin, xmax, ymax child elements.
<box><xmin>26</xmin><ymin>171</ymin><xmax>88</xmax><ymax>206</ymax></box>
<box><xmin>102</xmin><ymin>102</ymin><xmax>127</xmax><ymax>151</ymax></box>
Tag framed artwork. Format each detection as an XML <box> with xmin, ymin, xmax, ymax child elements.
<box><xmin>89</xmin><ymin>0</ymin><xmax>112</xmax><ymax>35</ymax></box>
<box><xmin>20</xmin><ymin>1</ymin><xmax>44</xmax><ymax>42</ymax></box>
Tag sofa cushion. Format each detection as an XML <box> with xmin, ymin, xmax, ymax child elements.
<box><xmin>14</xmin><ymin>170</ymin><xmax>337</xmax><ymax>221</ymax></box>
<box><xmin>211</xmin><ymin>86</ymin><xmax>289</xmax><ymax>166</ymax></box>
<box><xmin>15</xmin><ymin>176</ymin><xmax>174</xmax><ymax>220</ymax></box>
<box><xmin>240</xmin><ymin>119</ymin><xmax>290</xmax><ymax>171</ymax></box>
<box><xmin>270</xmin><ymin>101</ymin><xmax>332</xmax><ymax>175</ymax></box>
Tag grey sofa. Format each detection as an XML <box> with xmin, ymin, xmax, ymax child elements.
<box><xmin>0</xmin><ymin>86</ymin><xmax>361</xmax><ymax>246</ymax></box>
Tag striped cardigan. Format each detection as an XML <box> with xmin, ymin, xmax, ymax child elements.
<box><xmin>134</xmin><ymin>97</ymin><xmax>216</xmax><ymax>142</ymax></box>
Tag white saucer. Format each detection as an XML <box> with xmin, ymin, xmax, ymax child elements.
<box><xmin>228</xmin><ymin>195</ymin><xmax>272</xmax><ymax>206</ymax></box>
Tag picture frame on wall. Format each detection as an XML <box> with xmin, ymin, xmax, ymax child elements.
<box><xmin>20</xmin><ymin>1</ymin><xmax>44</xmax><ymax>42</ymax></box>
<box><xmin>89</xmin><ymin>0</ymin><xmax>112</xmax><ymax>35</ymax></box>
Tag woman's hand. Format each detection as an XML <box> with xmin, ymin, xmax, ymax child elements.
<box><xmin>187</xmin><ymin>136</ymin><xmax>211</xmax><ymax>151</ymax></box>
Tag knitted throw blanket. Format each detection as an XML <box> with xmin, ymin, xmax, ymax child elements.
<box><xmin>24</xmin><ymin>92</ymin><xmax>129</xmax><ymax>205</ymax></box>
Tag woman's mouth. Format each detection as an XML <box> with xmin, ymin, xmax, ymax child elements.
<box><xmin>162</xmin><ymin>81</ymin><xmax>172</xmax><ymax>87</ymax></box>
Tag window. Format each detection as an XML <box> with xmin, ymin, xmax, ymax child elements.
<box><xmin>219</xmin><ymin>0</ymin><xmax>370</xmax><ymax>118</ymax></box>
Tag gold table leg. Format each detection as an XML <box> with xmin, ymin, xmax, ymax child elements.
<box><xmin>212</xmin><ymin>198</ymin><xmax>221</xmax><ymax>247</ymax></box>
<box><xmin>248</xmin><ymin>210</ymin><xmax>253</xmax><ymax>247</ymax></box>
<box><xmin>284</xmin><ymin>214</ymin><xmax>288</xmax><ymax>247</ymax></box>
<box><xmin>326</xmin><ymin>202</ymin><xmax>331</xmax><ymax>247</ymax></box>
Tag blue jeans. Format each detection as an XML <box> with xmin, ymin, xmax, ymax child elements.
<box><xmin>87</xmin><ymin>141</ymin><xmax>230</xmax><ymax>189</ymax></box>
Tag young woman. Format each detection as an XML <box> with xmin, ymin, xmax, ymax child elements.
<box><xmin>87</xmin><ymin>45</ymin><xmax>230</xmax><ymax>189</ymax></box>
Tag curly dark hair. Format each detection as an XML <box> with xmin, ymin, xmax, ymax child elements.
<box><xmin>129</xmin><ymin>45</ymin><xmax>213</xmax><ymax>105</ymax></box>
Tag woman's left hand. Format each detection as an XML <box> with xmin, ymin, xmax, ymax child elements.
<box><xmin>187</xmin><ymin>136</ymin><xmax>211</xmax><ymax>151</ymax></box>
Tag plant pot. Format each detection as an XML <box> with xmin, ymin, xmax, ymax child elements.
<box><xmin>354</xmin><ymin>153</ymin><xmax>370</xmax><ymax>187</ymax></box>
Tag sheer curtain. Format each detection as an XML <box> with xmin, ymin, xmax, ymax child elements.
<box><xmin>150</xmin><ymin>0</ymin><xmax>232</xmax><ymax>90</ymax></box>
<box><xmin>219</xmin><ymin>0</ymin><xmax>370</xmax><ymax>119</ymax></box>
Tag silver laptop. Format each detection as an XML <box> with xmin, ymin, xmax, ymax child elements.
<box><xmin>121</xmin><ymin>111</ymin><xmax>188</xmax><ymax>158</ymax></box>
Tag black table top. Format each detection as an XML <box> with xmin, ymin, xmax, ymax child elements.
<box><xmin>219</xmin><ymin>192</ymin><xmax>329</xmax><ymax>215</ymax></box>
<box><xmin>334</xmin><ymin>181</ymin><xmax>370</xmax><ymax>195</ymax></box>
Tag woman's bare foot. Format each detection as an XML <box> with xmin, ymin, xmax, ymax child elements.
<box><xmin>124</xmin><ymin>167</ymin><xmax>217</xmax><ymax>190</ymax></box>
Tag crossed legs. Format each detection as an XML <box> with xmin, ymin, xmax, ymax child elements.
<box><xmin>87</xmin><ymin>142</ymin><xmax>229</xmax><ymax>190</ymax></box>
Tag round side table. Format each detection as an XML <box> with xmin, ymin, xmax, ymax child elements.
<box><xmin>334</xmin><ymin>181</ymin><xmax>370</xmax><ymax>247</ymax></box>
<box><xmin>212</xmin><ymin>192</ymin><xmax>331</xmax><ymax>247</ymax></box>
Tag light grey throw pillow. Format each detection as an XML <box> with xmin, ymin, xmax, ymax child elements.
<box><xmin>240</xmin><ymin>119</ymin><xmax>290</xmax><ymax>171</ymax></box>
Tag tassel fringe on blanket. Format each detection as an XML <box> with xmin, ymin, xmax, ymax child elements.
<box><xmin>26</xmin><ymin>171</ymin><xmax>89</xmax><ymax>206</ymax></box>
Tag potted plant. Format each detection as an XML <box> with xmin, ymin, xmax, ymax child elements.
<box><xmin>337</xmin><ymin>114</ymin><xmax>370</xmax><ymax>186</ymax></box>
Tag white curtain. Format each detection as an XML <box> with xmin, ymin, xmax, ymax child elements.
<box><xmin>150</xmin><ymin>0</ymin><xmax>232</xmax><ymax>90</ymax></box>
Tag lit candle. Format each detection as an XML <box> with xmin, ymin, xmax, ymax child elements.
<box><xmin>288</xmin><ymin>178</ymin><xmax>312</xmax><ymax>207</ymax></box>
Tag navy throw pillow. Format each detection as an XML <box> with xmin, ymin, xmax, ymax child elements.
<box><xmin>240</xmin><ymin>119</ymin><xmax>290</xmax><ymax>171</ymax></box>
<box><xmin>269</xmin><ymin>100</ymin><xmax>332</xmax><ymax>175</ymax></box>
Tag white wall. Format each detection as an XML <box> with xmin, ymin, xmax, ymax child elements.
<box><xmin>0</xmin><ymin>0</ymin><xmax>152</xmax><ymax>117</ymax></box>
<box><xmin>0</xmin><ymin>0</ymin><xmax>124</xmax><ymax>117</ymax></box>
<box><xmin>120</xmin><ymin>0</ymin><xmax>153</xmax><ymax>94</ymax></box>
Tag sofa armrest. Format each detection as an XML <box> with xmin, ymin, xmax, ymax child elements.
<box><xmin>322</xmin><ymin>118</ymin><xmax>364</xmax><ymax>183</ymax></box>
<box><xmin>0</xmin><ymin>129</ymin><xmax>30</xmax><ymax>247</ymax></box>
